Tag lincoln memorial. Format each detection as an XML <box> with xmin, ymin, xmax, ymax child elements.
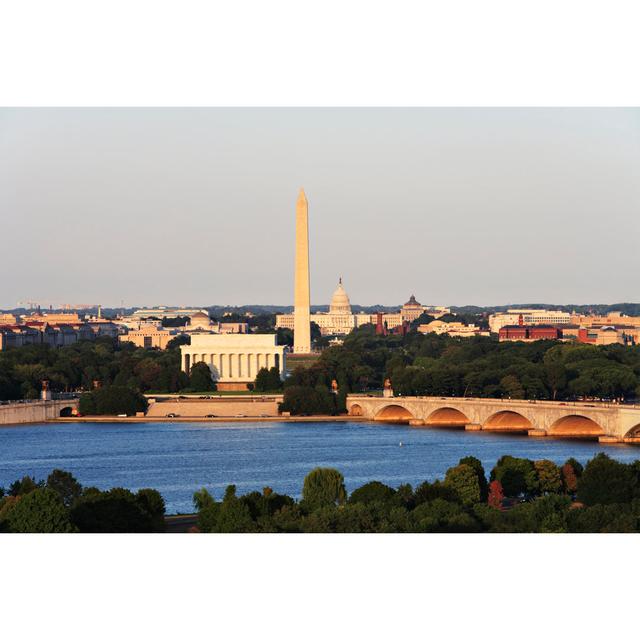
<box><xmin>180</xmin><ymin>334</ymin><xmax>286</xmax><ymax>390</ymax></box>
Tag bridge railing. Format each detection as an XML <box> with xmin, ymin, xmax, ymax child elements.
<box><xmin>346</xmin><ymin>394</ymin><xmax>640</xmax><ymax>411</ymax></box>
<box><xmin>0</xmin><ymin>395</ymin><xmax>80</xmax><ymax>406</ymax></box>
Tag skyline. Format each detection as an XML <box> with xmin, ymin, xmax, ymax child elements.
<box><xmin>1</xmin><ymin>107</ymin><xmax>639</xmax><ymax>309</ymax></box>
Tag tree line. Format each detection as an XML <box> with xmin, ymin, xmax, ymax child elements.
<box><xmin>190</xmin><ymin>453</ymin><xmax>640</xmax><ymax>533</ymax></box>
<box><xmin>0</xmin><ymin>337</ymin><xmax>223</xmax><ymax>412</ymax></box>
<box><xmin>3</xmin><ymin>324</ymin><xmax>640</xmax><ymax>416</ymax></box>
<box><xmin>0</xmin><ymin>470</ymin><xmax>165</xmax><ymax>533</ymax></box>
<box><xmin>4</xmin><ymin>453</ymin><xmax>640</xmax><ymax>532</ymax></box>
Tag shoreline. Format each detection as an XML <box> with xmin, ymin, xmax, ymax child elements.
<box><xmin>49</xmin><ymin>414</ymin><xmax>368</xmax><ymax>424</ymax></box>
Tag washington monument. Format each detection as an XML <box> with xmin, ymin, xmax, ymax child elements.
<box><xmin>293</xmin><ymin>188</ymin><xmax>311</xmax><ymax>353</ymax></box>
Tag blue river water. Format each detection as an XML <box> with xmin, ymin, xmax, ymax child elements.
<box><xmin>1</xmin><ymin>420</ymin><xmax>640</xmax><ymax>514</ymax></box>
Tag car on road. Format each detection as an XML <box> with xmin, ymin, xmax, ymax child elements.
<box><xmin>205</xmin><ymin>414</ymin><xmax>217</xmax><ymax>418</ymax></box>
<box><xmin>166</xmin><ymin>413</ymin><xmax>180</xmax><ymax>418</ymax></box>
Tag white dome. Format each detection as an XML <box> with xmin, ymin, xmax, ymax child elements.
<box><xmin>329</xmin><ymin>278</ymin><xmax>352</xmax><ymax>315</ymax></box>
<box><xmin>189</xmin><ymin>311</ymin><xmax>211</xmax><ymax>327</ymax></box>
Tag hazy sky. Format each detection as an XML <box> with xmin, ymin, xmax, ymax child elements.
<box><xmin>1</xmin><ymin>108</ymin><xmax>638</xmax><ymax>309</ymax></box>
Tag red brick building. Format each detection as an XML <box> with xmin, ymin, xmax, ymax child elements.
<box><xmin>499</xmin><ymin>324</ymin><xmax>562</xmax><ymax>342</ymax></box>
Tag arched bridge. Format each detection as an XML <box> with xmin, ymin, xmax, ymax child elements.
<box><xmin>346</xmin><ymin>395</ymin><xmax>640</xmax><ymax>444</ymax></box>
<box><xmin>0</xmin><ymin>399</ymin><xmax>80</xmax><ymax>425</ymax></box>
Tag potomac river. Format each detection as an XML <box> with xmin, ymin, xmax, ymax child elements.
<box><xmin>2</xmin><ymin>420</ymin><xmax>640</xmax><ymax>514</ymax></box>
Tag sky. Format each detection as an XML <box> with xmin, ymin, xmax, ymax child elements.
<box><xmin>1</xmin><ymin>107</ymin><xmax>639</xmax><ymax>310</ymax></box>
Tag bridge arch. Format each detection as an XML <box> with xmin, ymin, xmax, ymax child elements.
<box><xmin>425</xmin><ymin>407</ymin><xmax>470</xmax><ymax>427</ymax></box>
<box><xmin>59</xmin><ymin>406</ymin><xmax>74</xmax><ymax>417</ymax></box>
<box><xmin>624</xmin><ymin>423</ymin><xmax>640</xmax><ymax>440</ymax></box>
<box><xmin>374</xmin><ymin>404</ymin><xmax>415</xmax><ymax>423</ymax></box>
<box><xmin>349</xmin><ymin>403</ymin><xmax>363</xmax><ymax>417</ymax></box>
<box><xmin>483</xmin><ymin>410</ymin><xmax>532</xmax><ymax>432</ymax></box>
<box><xmin>548</xmin><ymin>415</ymin><xmax>604</xmax><ymax>439</ymax></box>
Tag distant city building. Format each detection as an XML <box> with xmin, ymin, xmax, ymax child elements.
<box><xmin>219</xmin><ymin>322</ymin><xmax>249</xmax><ymax>334</ymax></box>
<box><xmin>115</xmin><ymin>310</ymin><xmax>250</xmax><ymax>350</ymax></box>
<box><xmin>86</xmin><ymin>319</ymin><xmax>119</xmax><ymax>339</ymax></box>
<box><xmin>131</xmin><ymin>307</ymin><xmax>208</xmax><ymax>320</ymax></box>
<box><xmin>489</xmin><ymin>309</ymin><xmax>571</xmax><ymax>333</ymax></box>
<box><xmin>0</xmin><ymin>318</ymin><xmax>118</xmax><ymax>350</ymax></box>
<box><xmin>561</xmin><ymin>324</ymin><xmax>638</xmax><ymax>346</ymax></box>
<box><xmin>578</xmin><ymin>326</ymin><xmax>626</xmax><ymax>345</ymax></box>
<box><xmin>185</xmin><ymin>310</ymin><xmax>217</xmax><ymax>332</ymax></box>
<box><xmin>498</xmin><ymin>324</ymin><xmax>563</xmax><ymax>342</ymax></box>
<box><xmin>276</xmin><ymin>285</ymin><xmax>450</xmax><ymax>337</ymax></box>
<box><xmin>418</xmin><ymin>320</ymin><xmax>489</xmax><ymax>338</ymax></box>
<box><xmin>118</xmin><ymin>324</ymin><xmax>177</xmax><ymax>349</ymax></box>
<box><xmin>0</xmin><ymin>325</ymin><xmax>42</xmax><ymax>350</ymax></box>
<box><xmin>23</xmin><ymin>312</ymin><xmax>81</xmax><ymax>324</ymax></box>
<box><xmin>183</xmin><ymin>311</ymin><xmax>249</xmax><ymax>335</ymax></box>
<box><xmin>180</xmin><ymin>333</ymin><xmax>286</xmax><ymax>391</ymax></box>
<box><xmin>570</xmin><ymin>311</ymin><xmax>640</xmax><ymax>328</ymax></box>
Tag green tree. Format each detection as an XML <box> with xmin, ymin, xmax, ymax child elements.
<box><xmin>459</xmin><ymin>456</ymin><xmax>489</xmax><ymax>501</ymax></box>
<box><xmin>189</xmin><ymin>362</ymin><xmax>216</xmax><ymax>392</ymax></box>
<box><xmin>302</xmin><ymin>468</ymin><xmax>347</xmax><ymax>510</ymax></box>
<box><xmin>534</xmin><ymin>460</ymin><xmax>563</xmax><ymax>495</ymax></box>
<box><xmin>567</xmin><ymin>502</ymin><xmax>637</xmax><ymax>533</ymax></box>
<box><xmin>214</xmin><ymin>485</ymin><xmax>255</xmax><ymax>533</ymax></box>
<box><xmin>79</xmin><ymin>385</ymin><xmax>148</xmax><ymax>416</ymax></box>
<box><xmin>410</xmin><ymin>498</ymin><xmax>481</xmax><ymax>533</ymax></box>
<box><xmin>46</xmin><ymin>469</ymin><xmax>82</xmax><ymax>508</ymax></box>
<box><xmin>136</xmin><ymin>488</ymin><xmax>166</xmax><ymax>532</ymax></box>
<box><xmin>491</xmin><ymin>456</ymin><xmax>538</xmax><ymax>498</ymax></box>
<box><xmin>444</xmin><ymin>464</ymin><xmax>482</xmax><ymax>506</ymax></box>
<box><xmin>166</xmin><ymin>334</ymin><xmax>190</xmax><ymax>350</ymax></box>
<box><xmin>500</xmin><ymin>375</ymin><xmax>525</xmax><ymax>399</ymax></box>
<box><xmin>577</xmin><ymin>453</ymin><xmax>636</xmax><ymax>506</ymax></box>
<box><xmin>279</xmin><ymin>385</ymin><xmax>335</xmax><ymax>415</ymax></box>
<box><xmin>70</xmin><ymin>488</ymin><xmax>155</xmax><ymax>532</ymax></box>
<box><xmin>276</xmin><ymin>328</ymin><xmax>293</xmax><ymax>347</ymax></box>
<box><xmin>254</xmin><ymin>367</ymin><xmax>283</xmax><ymax>392</ymax></box>
<box><xmin>193</xmin><ymin>488</ymin><xmax>220</xmax><ymax>533</ymax></box>
<box><xmin>9</xmin><ymin>475</ymin><xmax>42</xmax><ymax>496</ymax></box>
<box><xmin>193</xmin><ymin>487</ymin><xmax>216</xmax><ymax>511</ymax></box>
<box><xmin>349</xmin><ymin>481</ymin><xmax>396</xmax><ymax>505</ymax></box>
<box><xmin>6</xmin><ymin>488</ymin><xmax>77</xmax><ymax>533</ymax></box>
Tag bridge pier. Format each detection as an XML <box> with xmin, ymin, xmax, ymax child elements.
<box><xmin>599</xmin><ymin>435</ymin><xmax>623</xmax><ymax>444</ymax></box>
<box><xmin>528</xmin><ymin>429</ymin><xmax>547</xmax><ymax>438</ymax></box>
<box><xmin>464</xmin><ymin>423</ymin><xmax>482</xmax><ymax>431</ymax></box>
<box><xmin>409</xmin><ymin>419</ymin><xmax>425</xmax><ymax>426</ymax></box>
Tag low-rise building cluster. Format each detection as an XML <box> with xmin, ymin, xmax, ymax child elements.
<box><xmin>492</xmin><ymin>310</ymin><xmax>640</xmax><ymax>345</ymax></box>
<box><xmin>418</xmin><ymin>320</ymin><xmax>489</xmax><ymax>338</ymax></box>
<box><xmin>0</xmin><ymin>312</ymin><xmax>118</xmax><ymax>350</ymax></box>
<box><xmin>114</xmin><ymin>309</ymin><xmax>249</xmax><ymax>349</ymax></box>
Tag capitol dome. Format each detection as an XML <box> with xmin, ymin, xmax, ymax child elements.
<box><xmin>329</xmin><ymin>278</ymin><xmax>352</xmax><ymax>315</ymax></box>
